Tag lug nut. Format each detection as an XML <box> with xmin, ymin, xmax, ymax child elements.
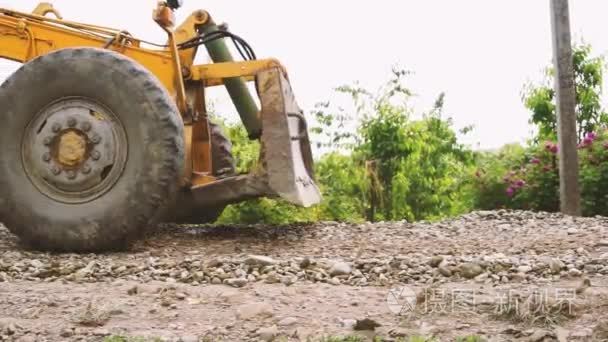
<box><xmin>67</xmin><ymin>117</ymin><xmax>77</xmax><ymax>127</ymax></box>
<box><xmin>51</xmin><ymin>123</ymin><xmax>61</xmax><ymax>133</ymax></box>
<box><xmin>91</xmin><ymin>134</ymin><xmax>101</xmax><ymax>144</ymax></box>
<box><xmin>51</xmin><ymin>166</ymin><xmax>61</xmax><ymax>175</ymax></box>
<box><xmin>42</xmin><ymin>152</ymin><xmax>51</xmax><ymax>162</ymax></box>
<box><xmin>66</xmin><ymin>170</ymin><xmax>76</xmax><ymax>180</ymax></box>
<box><xmin>81</xmin><ymin>122</ymin><xmax>92</xmax><ymax>132</ymax></box>
<box><xmin>82</xmin><ymin>164</ymin><xmax>91</xmax><ymax>174</ymax></box>
<box><xmin>91</xmin><ymin>150</ymin><xmax>101</xmax><ymax>160</ymax></box>
<box><xmin>43</xmin><ymin>137</ymin><xmax>53</xmax><ymax>146</ymax></box>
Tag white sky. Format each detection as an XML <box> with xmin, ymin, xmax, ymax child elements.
<box><xmin>1</xmin><ymin>1</ymin><xmax>607</xmax><ymax>150</ymax></box>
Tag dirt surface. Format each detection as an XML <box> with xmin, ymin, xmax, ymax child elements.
<box><xmin>1</xmin><ymin>210</ymin><xmax>608</xmax><ymax>341</ymax></box>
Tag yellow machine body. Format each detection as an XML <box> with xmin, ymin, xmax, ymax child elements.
<box><xmin>0</xmin><ymin>2</ymin><xmax>321</xmax><ymax>210</ymax></box>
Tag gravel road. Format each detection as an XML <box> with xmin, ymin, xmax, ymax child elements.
<box><xmin>1</xmin><ymin>210</ymin><xmax>608</xmax><ymax>341</ymax></box>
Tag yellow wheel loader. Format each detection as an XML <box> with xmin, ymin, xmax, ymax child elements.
<box><xmin>0</xmin><ymin>1</ymin><xmax>321</xmax><ymax>252</ymax></box>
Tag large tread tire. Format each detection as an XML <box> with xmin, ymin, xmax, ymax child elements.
<box><xmin>170</xmin><ymin>121</ymin><xmax>234</xmax><ymax>224</ymax></box>
<box><xmin>0</xmin><ymin>48</ymin><xmax>184</xmax><ymax>252</ymax></box>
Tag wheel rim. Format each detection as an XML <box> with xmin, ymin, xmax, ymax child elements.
<box><xmin>22</xmin><ymin>97</ymin><xmax>128</xmax><ymax>204</ymax></box>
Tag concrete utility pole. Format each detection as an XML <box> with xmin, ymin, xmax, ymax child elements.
<box><xmin>550</xmin><ymin>0</ymin><xmax>581</xmax><ymax>216</ymax></box>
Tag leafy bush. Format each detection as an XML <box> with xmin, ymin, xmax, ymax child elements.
<box><xmin>469</xmin><ymin>144</ymin><xmax>527</xmax><ymax>210</ymax></box>
<box><xmin>473</xmin><ymin>131</ymin><xmax>608</xmax><ymax>216</ymax></box>
<box><xmin>508</xmin><ymin>142</ymin><xmax>559</xmax><ymax>212</ymax></box>
<box><xmin>313</xmin><ymin>152</ymin><xmax>368</xmax><ymax>222</ymax></box>
<box><xmin>578</xmin><ymin>130</ymin><xmax>608</xmax><ymax>215</ymax></box>
<box><xmin>339</xmin><ymin>73</ymin><xmax>474</xmax><ymax>222</ymax></box>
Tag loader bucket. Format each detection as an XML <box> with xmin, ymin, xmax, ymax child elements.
<box><xmin>257</xmin><ymin>68</ymin><xmax>321</xmax><ymax>207</ymax></box>
<box><xmin>190</xmin><ymin>67</ymin><xmax>321</xmax><ymax>208</ymax></box>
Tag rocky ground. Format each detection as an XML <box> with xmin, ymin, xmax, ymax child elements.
<box><xmin>1</xmin><ymin>210</ymin><xmax>608</xmax><ymax>341</ymax></box>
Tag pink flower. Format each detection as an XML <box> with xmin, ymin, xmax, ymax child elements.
<box><xmin>531</xmin><ymin>157</ymin><xmax>541</xmax><ymax>164</ymax></box>
<box><xmin>603</xmin><ymin>142</ymin><xmax>608</xmax><ymax>150</ymax></box>
<box><xmin>544</xmin><ymin>141</ymin><xmax>558</xmax><ymax>153</ymax></box>
<box><xmin>579</xmin><ymin>132</ymin><xmax>597</xmax><ymax>149</ymax></box>
<box><xmin>506</xmin><ymin>187</ymin><xmax>515</xmax><ymax>197</ymax></box>
<box><xmin>542</xmin><ymin>165</ymin><xmax>552</xmax><ymax>172</ymax></box>
<box><xmin>550</xmin><ymin>144</ymin><xmax>558</xmax><ymax>154</ymax></box>
<box><xmin>515</xmin><ymin>180</ymin><xmax>526</xmax><ymax>188</ymax></box>
<box><xmin>583</xmin><ymin>136</ymin><xmax>594</xmax><ymax>146</ymax></box>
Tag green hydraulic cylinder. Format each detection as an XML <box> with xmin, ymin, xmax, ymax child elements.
<box><xmin>199</xmin><ymin>21</ymin><xmax>262</xmax><ymax>139</ymax></box>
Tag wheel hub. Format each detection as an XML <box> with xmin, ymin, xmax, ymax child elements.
<box><xmin>22</xmin><ymin>97</ymin><xmax>128</xmax><ymax>204</ymax></box>
<box><xmin>57</xmin><ymin>130</ymin><xmax>87</xmax><ymax>166</ymax></box>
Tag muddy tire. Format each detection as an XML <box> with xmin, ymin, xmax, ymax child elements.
<box><xmin>0</xmin><ymin>48</ymin><xmax>184</xmax><ymax>252</ymax></box>
<box><xmin>170</xmin><ymin>121</ymin><xmax>235</xmax><ymax>224</ymax></box>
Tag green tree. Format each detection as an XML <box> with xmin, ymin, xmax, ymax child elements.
<box><xmin>524</xmin><ymin>44</ymin><xmax>607</xmax><ymax>141</ymax></box>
